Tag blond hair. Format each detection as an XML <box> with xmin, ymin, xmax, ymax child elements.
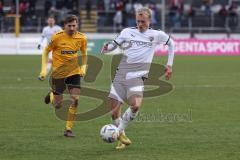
<box><xmin>136</xmin><ymin>7</ymin><xmax>152</xmax><ymax>19</ymax></box>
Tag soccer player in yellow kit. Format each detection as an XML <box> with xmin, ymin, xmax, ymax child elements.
<box><xmin>39</xmin><ymin>15</ymin><xmax>87</xmax><ymax>137</ymax></box>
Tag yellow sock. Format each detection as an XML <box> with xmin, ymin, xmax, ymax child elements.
<box><xmin>65</xmin><ymin>106</ymin><xmax>77</xmax><ymax>130</ymax></box>
<box><xmin>50</xmin><ymin>92</ymin><xmax>54</xmax><ymax>104</ymax></box>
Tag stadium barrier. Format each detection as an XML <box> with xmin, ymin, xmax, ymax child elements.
<box><xmin>0</xmin><ymin>34</ymin><xmax>239</xmax><ymax>55</ymax></box>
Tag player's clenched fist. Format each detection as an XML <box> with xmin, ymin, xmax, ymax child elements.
<box><xmin>165</xmin><ymin>65</ymin><xmax>172</xmax><ymax>80</ymax></box>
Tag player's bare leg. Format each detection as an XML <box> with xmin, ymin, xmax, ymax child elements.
<box><xmin>53</xmin><ymin>94</ymin><xmax>63</xmax><ymax>109</ymax></box>
<box><xmin>110</xmin><ymin>98</ymin><xmax>122</xmax><ymax>122</ymax></box>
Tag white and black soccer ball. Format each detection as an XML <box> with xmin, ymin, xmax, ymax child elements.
<box><xmin>100</xmin><ymin>124</ymin><xmax>119</xmax><ymax>143</ymax></box>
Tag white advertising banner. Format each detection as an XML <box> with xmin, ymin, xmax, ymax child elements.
<box><xmin>0</xmin><ymin>33</ymin><xmax>239</xmax><ymax>55</ymax></box>
<box><xmin>0</xmin><ymin>37</ymin><xmax>42</xmax><ymax>55</ymax></box>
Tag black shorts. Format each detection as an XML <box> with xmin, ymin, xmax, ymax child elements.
<box><xmin>51</xmin><ymin>74</ymin><xmax>81</xmax><ymax>95</ymax></box>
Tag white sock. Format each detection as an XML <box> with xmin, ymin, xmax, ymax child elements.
<box><xmin>112</xmin><ymin>117</ymin><xmax>126</xmax><ymax>134</ymax></box>
<box><xmin>112</xmin><ymin>117</ymin><xmax>121</xmax><ymax>127</ymax></box>
<box><xmin>118</xmin><ymin>107</ymin><xmax>138</xmax><ymax>132</ymax></box>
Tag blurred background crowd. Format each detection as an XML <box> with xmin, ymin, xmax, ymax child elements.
<box><xmin>0</xmin><ymin>0</ymin><xmax>239</xmax><ymax>34</ymax></box>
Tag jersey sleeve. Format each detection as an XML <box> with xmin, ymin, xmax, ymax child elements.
<box><xmin>45</xmin><ymin>35</ymin><xmax>55</xmax><ymax>51</ymax></box>
<box><xmin>157</xmin><ymin>30</ymin><xmax>175</xmax><ymax>66</ymax></box>
<box><xmin>43</xmin><ymin>34</ymin><xmax>56</xmax><ymax>60</ymax></box>
<box><xmin>79</xmin><ymin>36</ymin><xmax>87</xmax><ymax>75</ymax></box>
<box><xmin>157</xmin><ymin>30</ymin><xmax>170</xmax><ymax>45</ymax></box>
<box><xmin>114</xmin><ymin>28</ymin><xmax>128</xmax><ymax>45</ymax></box>
<box><xmin>80</xmin><ymin>36</ymin><xmax>87</xmax><ymax>55</ymax></box>
<box><xmin>42</xmin><ymin>27</ymin><xmax>46</xmax><ymax>37</ymax></box>
<box><xmin>40</xmin><ymin>35</ymin><xmax>56</xmax><ymax>76</ymax></box>
<box><xmin>39</xmin><ymin>27</ymin><xmax>46</xmax><ymax>45</ymax></box>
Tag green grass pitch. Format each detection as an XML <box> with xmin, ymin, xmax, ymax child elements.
<box><xmin>0</xmin><ymin>55</ymin><xmax>239</xmax><ymax>160</ymax></box>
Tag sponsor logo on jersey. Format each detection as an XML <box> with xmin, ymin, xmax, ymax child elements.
<box><xmin>130</xmin><ymin>40</ymin><xmax>153</xmax><ymax>48</ymax></box>
<box><xmin>61</xmin><ymin>50</ymin><xmax>78</xmax><ymax>54</ymax></box>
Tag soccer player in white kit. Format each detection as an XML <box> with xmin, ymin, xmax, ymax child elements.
<box><xmin>101</xmin><ymin>7</ymin><xmax>175</xmax><ymax>149</ymax></box>
<box><xmin>38</xmin><ymin>16</ymin><xmax>62</xmax><ymax>80</ymax></box>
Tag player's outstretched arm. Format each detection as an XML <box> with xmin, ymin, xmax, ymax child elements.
<box><xmin>38</xmin><ymin>33</ymin><xmax>45</xmax><ymax>50</ymax></box>
<box><xmin>100</xmin><ymin>41</ymin><xmax>119</xmax><ymax>54</ymax></box>
<box><xmin>80</xmin><ymin>53</ymin><xmax>88</xmax><ymax>77</ymax></box>
<box><xmin>38</xmin><ymin>47</ymin><xmax>50</xmax><ymax>81</ymax></box>
<box><xmin>79</xmin><ymin>38</ymin><xmax>88</xmax><ymax>77</ymax></box>
<box><xmin>165</xmin><ymin>38</ymin><xmax>175</xmax><ymax>80</ymax></box>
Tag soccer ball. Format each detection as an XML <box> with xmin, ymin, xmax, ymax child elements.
<box><xmin>100</xmin><ymin>124</ymin><xmax>119</xmax><ymax>143</ymax></box>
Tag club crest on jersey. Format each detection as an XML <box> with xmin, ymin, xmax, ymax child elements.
<box><xmin>149</xmin><ymin>36</ymin><xmax>154</xmax><ymax>42</ymax></box>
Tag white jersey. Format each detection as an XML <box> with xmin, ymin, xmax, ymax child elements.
<box><xmin>39</xmin><ymin>25</ymin><xmax>62</xmax><ymax>45</ymax></box>
<box><xmin>114</xmin><ymin>27</ymin><xmax>172</xmax><ymax>80</ymax></box>
<box><xmin>39</xmin><ymin>25</ymin><xmax>62</xmax><ymax>60</ymax></box>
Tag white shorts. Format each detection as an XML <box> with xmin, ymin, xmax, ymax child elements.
<box><xmin>108</xmin><ymin>77</ymin><xmax>144</xmax><ymax>103</ymax></box>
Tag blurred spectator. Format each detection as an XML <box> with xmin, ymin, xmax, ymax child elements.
<box><xmin>97</xmin><ymin>0</ymin><xmax>106</xmax><ymax>28</ymax></box>
<box><xmin>125</xmin><ymin>1</ymin><xmax>135</xmax><ymax>26</ymax></box>
<box><xmin>201</xmin><ymin>0</ymin><xmax>212</xmax><ymax>16</ymax></box>
<box><xmin>113</xmin><ymin>0</ymin><xmax>124</xmax><ymax>32</ymax></box>
<box><xmin>169</xmin><ymin>0</ymin><xmax>183</xmax><ymax>27</ymax></box>
<box><xmin>115</xmin><ymin>0</ymin><xmax>124</xmax><ymax>11</ymax></box>
<box><xmin>56</xmin><ymin>0</ymin><xmax>64</xmax><ymax>10</ymax></box>
<box><xmin>125</xmin><ymin>1</ymin><xmax>133</xmax><ymax>13</ymax></box>
<box><xmin>0</xmin><ymin>0</ymin><xmax>4</xmax><ymax>16</ymax></box>
<box><xmin>19</xmin><ymin>0</ymin><xmax>29</xmax><ymax>15</ymax></box>
<box><xmin>218</xmin><ymin>5</ymin><xmax>227</xmax><ymax>27</ymax></box>
<box><xmin>188</xmin><ymin>5</ymin><xmax>195</xmax><ymax>29</ymax></box>
<box><xmin>0</xmin><ymin>0</ymin><xmax>3</xmax><ymax>32</ymax></box>
<box><xmin>104</xmin><ymin>0</ymin><xmax>110</xmax><ymax>12</ymax></box>
<box><xmin>85</xmin><ymin>0</ymin><xmax>92</xmax><ymax>20</ymax></box>
<box><xmin>20</xmin><ymin>0</ymin><xmax>30</xmax><ymax>27</ymax></box>
<box><xmin>133</xmin><ymin>1</ymin><xmax>143</xmax><ymax>11</ymax></box>
<box><xmin>109</xmin><ymin>0</ymin><xmax>115</xmax><ymax>10</ymax></box>
<box><xmin>48</xmin><ymin>6</ymin><xmax>58</xmax><ymax>17</ymax></box>
<box><xmin>28</xmin><ymin>0</ymin><xmax>36</xmax><ymax>15</ymax></box>
<box><xmin>149</xmin><ymin>3</ymin><xmax>157</xmax><ymax>28</ymax></box>
<box><xmin>9</xmin><ymin>3</ymin><xmax>16</xmax><ymax>14</ymax></box>
<box><xmin>68</xmin><ymin>5</ymin><xmax>79</xmax><ymax>15</ymax></box>
<box><xmin>44</xmin><ymin>0</ymin><xmax>52</xmax><ymax>16</ymax></box>
<box><xmin>113</xmin><ymin>10</ymin><xmax>122</xmax><ymax>32</ymax></box>
<box><xmin>64</xmin><ymin>0</ymin><xmax>75</xmax><ymax>10</ymax></box>
<box><xmin>97</xmin><ymin>0</ymin><xmax>104</xmax><ymax>11</ymax></box>
<box><xmin>228</xmin><ymin>2</ymin><xmax>238</xmax><ymax>28</ymax></box>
